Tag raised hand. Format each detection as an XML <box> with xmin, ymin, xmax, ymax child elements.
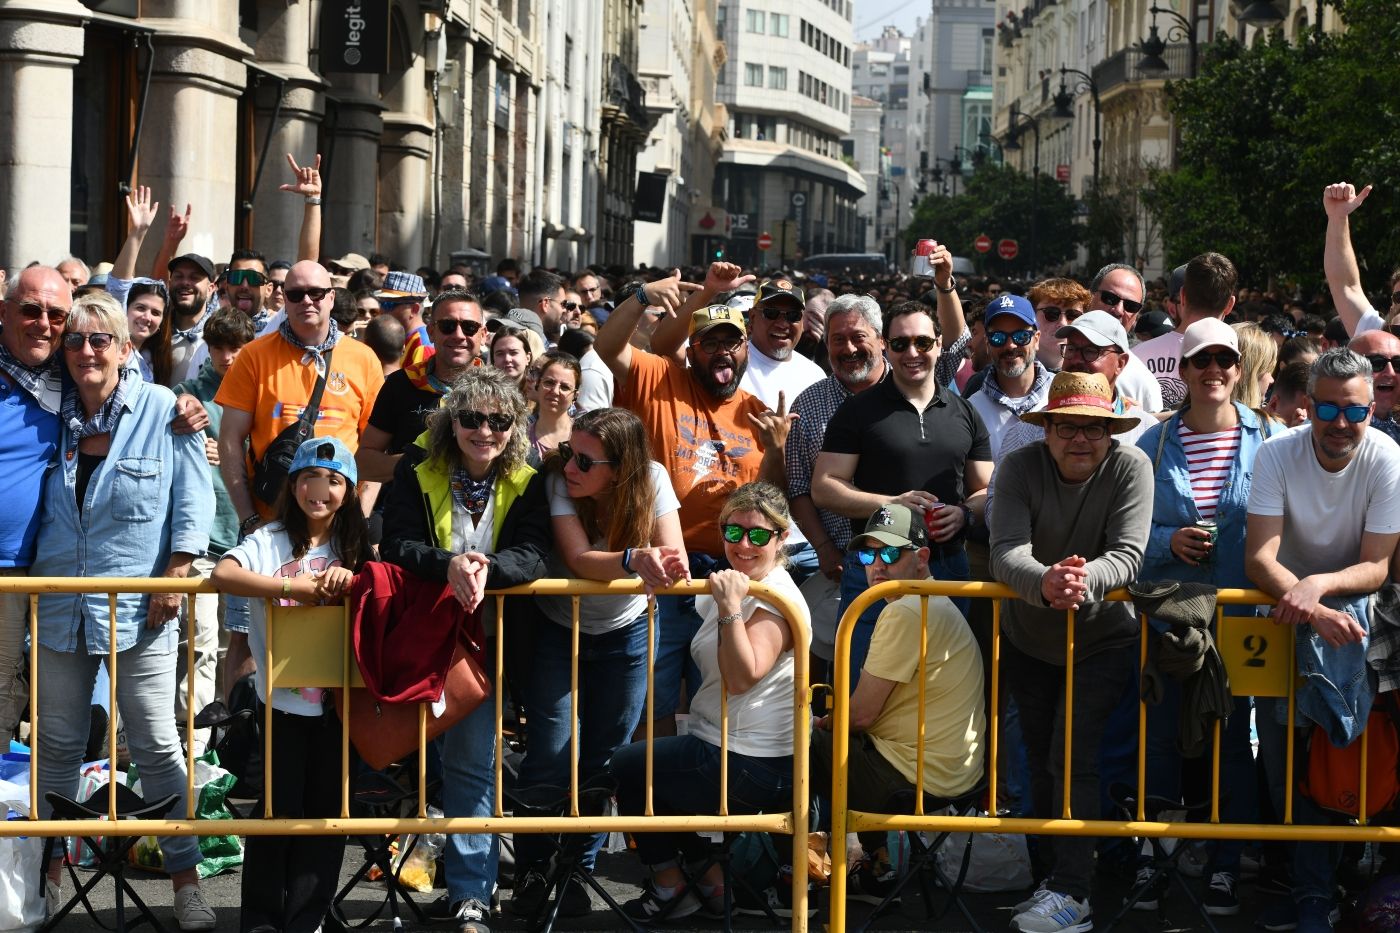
<box><xmin>746</xmin><ymin>389</ymin><xmax>799</xmax><ymax>451</ymax></box>
<box><xmin>279</xmin><ymin>152</ymin><xmax>323</xmax><ymax>200</ymax></box>
<box><xmin>1322</xmin><ymin>182</ymin><xmax>1372</xmax><ymax>220</ymax></box>
<box><xmin>703</xmin><ymin>261</ymin><xmax>756</xmax><ymax>295</ymax></box>
<box><xmin>164</xmin><ymin>203</ymin><xmax>192</xmax><ymax>245</ymax></box>
<box><xmin>125</xmin><ymin>185</ymin><xmax>159</xmax><ymax>233</ymax></box>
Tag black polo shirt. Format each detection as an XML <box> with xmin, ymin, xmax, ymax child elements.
<box><xmin>368</xmin><ymin>368</ymin><xmax>443</xmax><ymax>454</ymax></box>
<box><xmin>822</xmin><ymin>377</ymin><xmax>992</xmax><ymax>538</ymax></box>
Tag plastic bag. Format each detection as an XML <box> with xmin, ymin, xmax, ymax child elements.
<box><xmin>0</xmin><ymin>799</ymin><xmax>44</xmax><ymax>932</ymax></box>
<box><xmin>127</xmin><ymin>750</ymin><xmax>243</xmax><ymax>878</ymax></box>
<box><xmin>931</xmin><ymin>823</ymin><xmax>1033</xmax><ymax>893</ymax></box>
<box><xmin>66</xmin><ymin>765</ymin><xmax>112</xmax><ymax>868</ymax></box>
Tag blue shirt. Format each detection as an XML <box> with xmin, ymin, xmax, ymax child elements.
<box><xmin>0</xmin><ymin>372</ymin><xmax>61</xmax><ymax>567</ymax></box>
<box><xmin>32</xmin><ymin>379</ymin><xmax>214</xmax><ymax>654</ymax></box>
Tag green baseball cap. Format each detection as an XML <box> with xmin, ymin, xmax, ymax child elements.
<box><xmin>849</xmin><ymin>503</ymin><xmax>928</xmax><ymax>551</ymax></box>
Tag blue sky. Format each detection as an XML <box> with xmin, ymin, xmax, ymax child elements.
<box><xmin>854</xmin><ymin>0</ymin><xmax>926</xmax><ymax>41</ymax></box>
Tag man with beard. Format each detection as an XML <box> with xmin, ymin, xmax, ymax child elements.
<box><xmin>166</xmin><ymin>252</ymin><xmax>218</xmax><ymax>385</ymax></box>
<box><xmin>1348</xmin><ymin>328</ymin><xmax>1400</xmax><ymax>444</ymax></box>
<box><xmin>1088</xmin><ymin>262</ymin><xmax>1163</xmax><ymax>411</ymax></box>
<box><xmin>966</xmin><ymin>294</ymin><xmax>1054</xmax><ymax>457</ymax></box>
<box><xmin>596</xmin><ymin>265</ymin><xmax>791</xmax><ymax>735</ymax></box>
<box><xmin>518</xmin><ymin>268</ymin><xmax>569</xmax><ymax>344</ymax></box>
<box><xmin>1133</xmin><ymin>254</ymin><xmax>1237</xmax><ymax>410</ymax></box>
<box><xmin>738</xmin><ymin>277</ymin><xmax>826</xmax><ymax>404</ymax></box>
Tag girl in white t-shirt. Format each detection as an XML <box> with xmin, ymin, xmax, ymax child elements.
<box><xmin>212</xmin><ymin>436</ymin><xmax>372</xmax><ymax>933</ymax></box>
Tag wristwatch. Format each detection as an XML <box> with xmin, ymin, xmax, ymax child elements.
<box><xmin>935</xmin><ymin>275</ymin><xmax>959</xmax><ymax>294</ymax></box>
<box><xmin>616</xmin><ymin>280</ymin><xmax>652</xmax><ymax>308</ymax></box>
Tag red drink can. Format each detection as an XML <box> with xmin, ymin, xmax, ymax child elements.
<box><xmin>923</xmin><ymin>504</ymin><xmax>943</xmax><ymax>538</ymax></box>
<box><xmin>911</xmin><ymin>239</ymin><xmax>937</xmax><ymax>278</ymax></box>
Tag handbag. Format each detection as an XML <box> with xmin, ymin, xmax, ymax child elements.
<box><xmin>1300</xmin><ymin>692</ymin><xmax>1400</xmax><ymax>820</ymax></box>
<box><xmin>251</xmin><ymin>346</ymin><xmax>333</xmax><ymax>506</ymax></box>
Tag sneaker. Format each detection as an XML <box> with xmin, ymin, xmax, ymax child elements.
<box><xmin>847</xmin><ymin>857</ymin><xmax>901</xmax><ymax>907</ymax></box>
<box><xmin>1014</xmin><ymin>880</ymin><xmax>1049</xmax><ymax>913</ymax></box>
<box><xmin>1010</xmin><ymin>888</ymin><xmax>1093</xmax><ymax>933</ymax></box>
<box><xmin>451</xmin><ymin>897</ymin><xmax>492</xmax><ymax>933</ymax></box>
<box><xmin>1205</xmin><ymin>871</ymin><xmax>1241</xmax><ymax>917</ymax></box>
<box><xmin>173</xmin><ymin>885</ymin><xmax>216</xmax><ymax>932</ymax></box>
<box><xmin>735</xmin><ymin>882</ymin><xmax>818</xmax><ymax>919</ymax></box>
<box><xmin>1295</xmin><ymin>896</ymin><xmax>1334</xmax><ymax>933</ymax></box>
<box><xmin>1127</xmin><ymin>866</ymin><xmax>1166</xmax><ymax>911</ymax></box>
<box><xmin>510</xmin><ymin>870</ymin><xmax>549</xmax><ymax>918</ymax></box>
<box><xmin>621</xmin><ymin>881</ymin><xmax>700</xmax><ymax>923</ymax></box>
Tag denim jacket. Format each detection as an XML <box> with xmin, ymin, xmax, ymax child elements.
<box><xmin>1295</xmin><ymin>593</ymin><xmax>1376</xmax><ymax>747</ymax></box>
<box><xmin>32</xmin><ymin>379</ymin><xmax>214</xmax><ymax>655</ymax></box>
<box><xmin>1136</xmin><ymin>403</ymin><xmax>1277</xmax><ymax>608</ymax></box>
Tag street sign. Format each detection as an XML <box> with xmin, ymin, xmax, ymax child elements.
<box><xmin>1056</xmin><ymin>164</ymin><xmax>1071</xmax><ymax>183</ymax></box>
<box><xmin>757</xmin><ymin>232</ymin><xmax>773</xmax><ymax>251</ymax></box>
<box><xmin>998</xmin><ymin>239</ymin><xmax>1019</xmax><ymax>260</ymax></box>
<box><xmin>974</xmin><ymin>234</ymin><xmax>992</xmax><ymax>254</ymax></box>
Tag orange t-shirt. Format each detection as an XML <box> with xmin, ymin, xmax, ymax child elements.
<box><xmin>215</xmin><ymin>332</ymin><xmax>385</xmax><ymax>487</ymax></box>
<box><xmin>616</xmin><ymin>350</ymin><xmax>769</xmax><ymax>555</ymax></box>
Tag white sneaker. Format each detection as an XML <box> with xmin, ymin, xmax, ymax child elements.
<box><xmin>173</xmin><ymin>884</ymin><xmax>216</xmax><ymax>932</ymax></box>
<box><xmin>1010</xmin><ymin>888</ymin><xmax>1093</xmax><ymax>933</ymax></box>
<box><xmin>1014</xmin><ymin>879</ymin><xmax>1049</xmax><ymax>913</ymax></box>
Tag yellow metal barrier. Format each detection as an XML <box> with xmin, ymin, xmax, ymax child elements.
<box><xmin>0</xmin><ymin>575</ymin><xmax>814</xmax><ymax>931</ymax></box>
<box><xmin>827</xmin><ymin>580</ymin><xmax>1400</xmax><ymax>932</ymax></box>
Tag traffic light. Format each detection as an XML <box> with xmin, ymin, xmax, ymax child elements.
<box><xmin>714</xmin><ymin>243</ymin><xmax>725</xmax><ymax>260</ymax></box>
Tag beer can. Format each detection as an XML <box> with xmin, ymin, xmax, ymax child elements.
<box><xmin>911</xmin><ymin>239</ymin><xmax>937</xmax><ymax>278</ymax></box>
<box><xmin>1193</xmin><ymin>520</ymin><xmax>1218</xmax><ymax>564</ymax></box>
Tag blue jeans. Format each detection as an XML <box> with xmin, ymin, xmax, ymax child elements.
<box><xmin>1256</xmin><ymin>696</ymin><xmax>1341</xmax><ymax>904</ymax></box>
<box><xmin>784</xmin><ymin>542</ymin><xmax>819</xmax><ymax>587</ymax></box>
<box><xmin>837</xmin><ymin>546</ymin><xmax>970</xmax><ymax>688</ymax></box>
<box><xmin>36</xmin><ymin>639</ymin><xmax>200</xmax><ymax>872</ymax></box>
<box><xmin>609</xmin><ymin>734</ymin><xmax>794</xmax><ymax>867</ymax></box>
<box><xmin>441</xmin><ymin>669</ymin><xmax>500</xmax><ymax>905</ymax></box>
<box><xmin>515</xmin><ymin>616</ymin><xmax>650</xmax><ymax>870</ymax></box>
<box><xmin>653</xmin><ymin>552</ymin><xmax>725</xmax><ymax>718</ymax></box>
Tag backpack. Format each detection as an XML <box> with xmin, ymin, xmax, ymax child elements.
<box><xmin>729</xmin><ymin>832</ymin><xmax>782</xmax><ymax>908</ymax></box>
<box><xmin>1300</xmin><ymin>691</ymin><xmax>1400</xmax><ymax>820</ymax></box>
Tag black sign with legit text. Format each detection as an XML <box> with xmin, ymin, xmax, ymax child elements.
<box><xmin>320</xmin><ymin>0</ymin><xmax>390</xmax><ymax>74</ymax></box>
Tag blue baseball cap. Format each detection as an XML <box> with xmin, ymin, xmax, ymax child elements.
<box><xmin>985</xmin><ymin>293</ymin><xmax>1038</xmax><ymax>329</ymax></box>
<box><xmin>289</xmin><ymin>436</ymin><xmax>358</xmax><ymax>486</ymax></box>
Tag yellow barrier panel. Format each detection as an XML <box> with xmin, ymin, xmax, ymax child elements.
<box><xmin>827</xmin><ymin>580</ymin><xmax>1400</xmax><ymax>933</ymax></box>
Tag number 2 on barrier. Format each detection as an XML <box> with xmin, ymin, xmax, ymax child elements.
<box><xmin>1219</xmin><ymin>615</ymin><xmax>1289</xmax><ymax>697</ymax></box>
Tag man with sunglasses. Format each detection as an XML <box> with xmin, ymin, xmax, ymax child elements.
<box><xmin>1132</xmin><ymin>254</ymin><xmax>1237</xmax><ymax>411</ymax></box>
<box><xmin>1321</xmin><ymin>181</ymin><xmax>1400</xmax><ymax>340</ymax></box>
<box><xmin>739</xmin><ymin>277</ymin><xmax>825</xmax><ymax>407</ymax></box>
<box><xmin>1347</xmin><ymin>329</ymin><xmax>1400</xmax><ymax>444</ymax></box>
<box><xmin>374</xmin><ymin>270</ymin><xmax>433</xmax><ymax>370</ymax></box>
<box><xmin>966</xmin><ymin>294</ymin><xmax>1054</xmax><ymax>457</ymax></box>
<box><xmin>1089</xmin><ymin>262</ymin><xmax>1162</xmax><ymax>412</ymax></box>
<box><xmin>1246</xmin><ymin>347</ymin><xmax>1400</xmax><ymax>932</ymax></box>
<box><xmin>1027</xmin><ymin>277</ymin><xmax>1092</xmax><ymax>373</ymax></box>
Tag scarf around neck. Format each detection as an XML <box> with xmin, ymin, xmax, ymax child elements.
<box><xmin>61</xmin><ymin>366</ymin><xmax>138</xmax><ymax>439</ymax></box>
<box><xmin>279</xmin><ymin>318</ymin><xmax>340</xmax><ymax>374</ymax></box>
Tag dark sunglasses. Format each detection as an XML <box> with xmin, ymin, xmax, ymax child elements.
<box><xmin>1187</xmin><ymin>351</ymin><xmax>1240</xmax><ymax>370</ymax></box>
<box><xmin>760</xmin><ymin>307</ymin><xmax>803</xmax><ymax>323</ymax></box>
<box><xmin>15</xmin><ymin>302</ymin><xmax>69</xmax><ymax>326</ymax></box>
<box><xmin>1099</xmin><ymin>290</ymin><xmax>1144</xmax><ymax>316</ymax></box>
<box><xmin>1037</xmin><ymin>306</ymin><xmax>1067</xmax><ymax>323</ymax></box>
<box><xmin>721</xmin><ymin>523</ymin><xmax>777</xmax><ymax>547</ymax></box>
<box><xmin>562</xmin><ymin>300</ymin><xmax>580</xmax><ymax>312</ymax></box>
<box><xmin>268</xmin><ymin>280</ymin><xmax>285</xmax><ymax>291</ymax></box>
<box><xmin>693</xmin><ymin>334</ymin><xmax>744</xmax><ymax>354</ymax></box>
<box><xmin>987</xmin><ymin>329</ymin><xmax>1036</xmax><ymax>348</ymax></box>
<box><xmin>223</xmin><ymin>269</ymin><xmax>268</xmax><ymax>287</ymax></box>
<box><xmin>557</xmin><ymin>441</ymin><xmax>614</xmax><ymax>473</ymax></box>
<box><xmin>1367</xmin><ymin>354</ymin><xmax>1400</xmax><ymax>373</ymax></box>
<box><xmin>284</xmin><ymin>287</ymin><xmax>331</xmax><ymax>304</ymax></box>
<box><xmin>456</xmin><ymin>410</ymin><xmax>515</xmax><ymax>432</ymax></box>
<box><xmin>888</xmin><ymin>335</ymin><xmax>937</xmax><ymax>353</ymax></box>
<box><xmin>855</xmin><ymin>544</ymin><xmax>917</xmax><ymax>566</ymax></box>
<box><xmin>61</xmin><ymin>332</ymin><xmax>116</xmax><ymax>352</ymax></box>
<box><xmin>436</xmin><ymin>318</ymin><xmax>483</xmax><ymax>337</ymax></box>
<box><xmin>1312</xmin><ymin>399</ymin><xmax>1370</xmax><ymax>424</ymax></box>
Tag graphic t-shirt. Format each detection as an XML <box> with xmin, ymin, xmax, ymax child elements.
<box><xmin>1131</xmin><ymin>330</ymin><xmax>1185</xmax><ymax>410</ymax></box>
<box><xmin>223</xmin><ymin>524</ymin><xmax>345</xmax><ymax>716</ymax></box>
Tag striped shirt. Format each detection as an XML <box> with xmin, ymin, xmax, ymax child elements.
<box><xmin>1178</xmin><ymin>422</ymin><xmax>1240</xmax><ymax>520</ymax></box>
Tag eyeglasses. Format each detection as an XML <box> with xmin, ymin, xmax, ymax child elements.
<box><xmin>888</xmin><ymin>334</ymin><xmax>937</xmax><ymax>353</ymax></box>
<box><xmin>760</xmin><ymin>307</ymin><xmax>803</xmax><ymax>323</ymax></box>
<box><xmin>14</xmin><ymin>302</ymin><xmax>69</xmax><ymax>326</ymax></box>
<box><xmin>456</xmin><ymin>410</ymin><xmax>515</xmax><ymax>432</ymax></box>
<box><xmin>1098</xmin><ymin>290</ymin><xmax>1144</xmax><ymax>316</ymax></box>
<box><xmin>987</xmin><ymin>328</ymin><xmax>1036</xmax><ymax>348</ymax></box>
<box><xmin>284</xmin><ymin>287</ymin><xmax>331</xmax><ymax>304</ymax></box>
<box><xmin>436</xmin><ymin>318</ymin><xmax>483</xmax><ymax>337</ymax></box>
<box><xmin>1061</xmin><ymin>343</ymin><xmax>1113</xmax><ymax>363</ymax></box>
<box><xmin>1312</xmin><ymin>399</ymin><xmax>1371</xmax><ymax>424</ymax></box>
<box><xmin>558</xmin><ymin>441</ymin><xmax>613</xmax><ymax>472</ymax></box>
<box><xmin>538</xmin><ymin>377</ymin><xmax>576</xmax><ymax>394</ymax></box>
<box><xmin>61</xmin><ymin>332</ymin><xmax>116</xmax><ymax>352</ymax></box>
<box><xmin>721</xmin><ymin>523</ymin><xmax>777</xmax><ymax>547</ymax></box>
<box><xmin>855</xmin><ymin>544</ymin><xmax>918</xmax><ymax>566</ymax></box>
<box><xmin>693</xmin><ymin>334</ymin><xmax>744</xmax><ymax>354</ymax></box>
<box><xmin>1049</xmin><ymin>421</ymin><xmax>1109</xmax><ymax>440</ymax></box>
<box><xmin>223</xmin><ymin>269</ymin><xmax>268</xmax><ymax>287</ymax></box>
<box><xmin>1367</xmin><ymin>354</ymin><xmax>1400</xmax><ymax>373</ymax></box>
<box><xmin>578</xmin><ymin>284</ymin><xmax>601</xmax><ymax>296</ymax></box>
<box><xmin>1187</xmin><ymin>351</ymin><xmax>1240</xmax><ymax>370</ymax></box>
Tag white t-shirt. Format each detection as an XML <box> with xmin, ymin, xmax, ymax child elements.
<box><xmin>223</xmin><ymin>524</ymin><xmax>345</xmax><ymax>716</ymax></box>
<box><xmin>1131</xmin><ymin>330</ymin><xmax>1186</xmax><ymax>410</ymax></box>
<box><xmin>1248</xmin><ymin>424</ymin><xmax>1400</xmax><ymax>579</ymax></box>
<box><xmin>539</xmin><ymin>462</ymin><xmax>681</xmax><ymax>634</ymax></box>
<box><xmin>1116</xmin><ymin>352</ymin><xmax>1164</xmax><ymax>412</ymax></box>
<box><xmin>738</xmin><ymin>343</ymin><xmax>824</xmax><ymax>549</ymax></box>
<box><xmin>688</xmin><ymin>565</ymin><xmax>810</xmax><ymax>758</ymax></box>
<box><xmin>577</xmin><ymin>348</ymin><xmax>615</xmax><ymax>413</ymax></box>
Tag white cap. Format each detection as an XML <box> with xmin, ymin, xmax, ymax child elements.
<box><xmin>1180</xmin><ymin>317</ymin><xmax>1239</xmax><ymax>359</ymax></box>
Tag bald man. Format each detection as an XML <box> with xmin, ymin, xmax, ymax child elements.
<box><xmin>1350</xmin><ymin>328</ymin><xmax>1400</xmax><ymax>444</ymax></box>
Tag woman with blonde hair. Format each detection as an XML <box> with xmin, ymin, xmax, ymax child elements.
<box><xmin>1231</xmin><ymin>321</ymin><xmax>1278</xmax><ymax>409</ymax></box>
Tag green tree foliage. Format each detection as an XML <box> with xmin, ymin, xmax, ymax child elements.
<box><xmin>903</xmin><ymin>162</ymin><xmax>1079</xmax><ymax>276</ymax></box>
<box><xmin>1147</xmin><ymin>0</ymin><xmax>1400</xmax><ymax>290</ymax></box>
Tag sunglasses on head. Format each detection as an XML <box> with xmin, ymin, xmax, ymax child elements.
<box><xmin>693</xmin><ymin>334</ymin><xmax>744</xmax><ymax>355</ymax></box>
<box><xmin>15</xmin><ymin>302</ymin><xmax>68</xmax><ymax>326</ymax></box>
<box><xmin>987</xmin><ymin>328</ymin><xmax>1036</xmax><ymax>348</ymax></box>
<box><xmin>888</xmin><ymin>334</ymin><xmax>937</xmax><ymax>353</ymax></box>
<box><xmin>721</xmin><ymin>523</ymin><xmax>777</xmax><ymax>547</ymax></box>
<box><xmin>557</xmin><ymin>441</ymin><xmax>613</xmax><ymax>473</ymax></box>
<box><xmin>284</xmin><ymin>286</ymin><xmax>331</xmax><ymax>304</ymax></box>
<box><xmin>456</xmin><ymin>410</ymin><xmax>515</xmax><ymax>432</ymax></box>
<box><xmin>855</xmin><ymin>544</ymin><xmax>918</xmax><ymax>566</ymax></box>
<box><xmin>223</xmin><ymin>268</ymin><xmax>268</xmax><ymax>287</ymax></box>
<box><xmin>1367</xmin><ymin>354</ymin><xmax>1400</xmax><ymax>373</ymax></box>
<box><xmin>1098</xmin><ymin>290</ymin><xmax>1144</xmax><ymax>316</ymax></box>
<box><xmin>760</xmin><ymin>307</ymin><xmax>803</xmax><ymax>323</ymax></box>
<box><xmin>436</xmin><ymin>318</ymin><xmax>483</xmax><ymax>337</ymax></box>
<box><xmin>1187</xmin><ymin>350</ymin><xmax>1239</xmax><ymax>370</ymax></box>
<box><xmin>62</xmin><ymin>332</ymin><xmax>115</xmax><ymax>352</ymax></box>
<box><xmin>1312</xmin><ymin>398</ymin><xmax>1370</xmax><ymax>424</ymax></box>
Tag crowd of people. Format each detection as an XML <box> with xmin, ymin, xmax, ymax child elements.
<box><xmin>3</xmin><ymin>161</ymin><xmax>1399</xmax><ymax>933</ymax></box>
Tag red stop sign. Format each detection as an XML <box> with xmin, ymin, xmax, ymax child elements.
<box><xmin>974</xmin><ymin>234</ymin><xmax>992</xmax><ymax>254</ymax></box>
<box><xmin>998</xmin><ymin>238</ymin><xmax>1019</xmax><ymax>260</ymax></box>
<box><xmin>757</xmin><ymin>232</ymin><xmax>774</xmax><ymax>251</ymax></box>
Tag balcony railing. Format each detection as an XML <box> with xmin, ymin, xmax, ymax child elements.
<box><xmin>1093</xmin><ymin>42</ymin><xmax>1194</xmax><ymax>93</ymax></box>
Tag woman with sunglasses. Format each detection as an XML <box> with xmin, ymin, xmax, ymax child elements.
<box><xmin>509</xmin><ymin>407</ymin><xmax>687</xmax><ymax>919</ymax></box>
<box><xmin>1135</xmin><ymin>317</ymin><xmax>1279</xmax><ymax>915</ymax></box>
<box><xmin>525</xmin><ymin>349</ymin><xmax>581</xmax><ymax>464</ymax></box>
<box><xmin>609</xmin><ymin>481</ymin><xmax>809</xmax><ymax>922</ymax></box>
<box><xmin>106</xmin><ymin>184</ymin><xmax>176</xmax><ymax>385</ymax></box>
<box><xmin>379</xmin><ymin>366</ymin><xmax>551</xmax><ymax>933</ymax></box>
<box><xmin>30</xmin><ymin>291</ymin><xmax>218</xmax><ymax>931</ymax></box>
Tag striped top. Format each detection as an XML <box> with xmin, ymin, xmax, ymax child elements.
<box><xmin>1178</xmin><ymin>422</ymin><xmax>1240</xmax><ymax>520</ymax></box>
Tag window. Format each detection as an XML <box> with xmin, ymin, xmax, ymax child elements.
<box><xmin>745</xmin><ymin>63</ymin><xmax>764</xmax><ymax>86</ymax></box>
<box><xmin>564</xmin><ymin>36</ymin><xmax>573</xmax><ymax>89</ymax></box>
<box><xmin>982</xmin><ymin>29</ymin><xmax>994</xmax><ymax>75</ymax></box>
<box><xmin>770</xmin><ymin>13</ymin><xmax>788</xmax><ymax>37</ymax></box>
<box><xmin>745</xmin><ymin>9</ymin><xmax>765</xmax><ymax>33</ymax></box>
<box><xmin>768</xmin><ymin>66</ymin><xmax>787</xmax><ymax>90</ymax></box>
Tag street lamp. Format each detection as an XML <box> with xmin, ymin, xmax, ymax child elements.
<box><xmin>935</xmin><ymin>157</ymin><xmax>959</xmax><ymax>196</ymax></box>
<box><xmin>1052</xmin><ymin>66</ymin><xmax>1101</xmax><ymax>192</ymax></box>
<box><xmin>1137</xmin><ymin>3</ymin><xmax>1200</xmax><ymax>78</ymax></box>
<box><xmin>1238</xmin><ymin>0</ymin><xmax>1284</xmax><ymax>24</ymax></box>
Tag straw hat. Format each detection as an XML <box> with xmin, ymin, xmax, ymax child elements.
<box><xmin>1019</xmin><ymin>371</ymin><xmax>1140</xmax><ymax>434</ymax></box>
